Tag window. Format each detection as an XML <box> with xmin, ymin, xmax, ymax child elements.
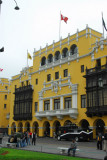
<box><xmin>54</xmin><ymin>99</ymin><xmax>60</xmax><ymax>110</ymax></box>
<box><xmin>55</xmin><ymin>72</ymin><xmax>59</xmax><ymax>79</ymax></box>
<box><xmin>5</xmin><ymin>86</ymin><xmax>8</xmax><ymax>90</ymax></box>
<box><xmin>81</xmin><ymin>65</ymin><xmax>84</xmax><ymax>73</ymax></box>
<box><xmin>55</xmin><ymin>51</ymin><xmax>60</xmax><ymax>61</ymax></box>
<box><xmin>64</xmin><ymin>69</ymin><xmax>68</xmax><ymax>77</ymax></box>
<box><xmin>81</xmin><ymin>95</ymin><xmax>86</xmax><ymax>108</ymax></box>
<box><xmin>36</xmin><ymin>79</ymin><xmax>38</xmax><ymax>85</ymax></box>
<box><xmin>47</xmin><ymin>74</ymin><xmax>51</xmax><ymax>82</ymax></box>
<box><xmin>96</xmin><ymin>59</ymin><xmax>101</xmax><ymax>67</ymax></box>
<box><xmin>48</xmin><ymin>54</ymin><xmax>53</xmax><ymax>63</ymax></box>
<box><xmin>70</xmin><ymin>44</ymin><xmax>78</xmax><ymax>55</ymax></box>
<box><xmin>5</xmin><ymin>95</ymin><xmax>7</xmax><ymax>100</ymax></box>
<box><xmin>41</xmin><ymin>56</ymin><xmax>46</xmax><ymax>66</ymax></box>
<box><xmin>62</xmin><ymin>48</ymin><xmax>68</xmax><ymax>58</ymax></box>
<box><xmin>4</xmin><ymin>104</ymin><xmax>7</xmax><ymax>109</ymax></box>
<box><xmin>35</xmin><ymin>102</ymin><xmax>38</xmax><ymax>112</ymax></box>
<box><xmin>44</xmin><ymin>100</ymin><xmax>50</xmax><ymax>111</ymax></box>
<box><xmin>64</xmin><ymin>97</ymin><xmax>72</xmax><ymax>109</ymax></box>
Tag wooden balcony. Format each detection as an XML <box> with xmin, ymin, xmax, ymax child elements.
<box><xmin>86</xmin><ymin>106</ymin><xmax>107</xmax><ymax>117</ymax></box>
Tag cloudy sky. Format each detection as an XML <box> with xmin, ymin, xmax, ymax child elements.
<box><xmin>0</xmin><ymin>0</ymin><xmax>107</xmax><ymax>79</ymax></box>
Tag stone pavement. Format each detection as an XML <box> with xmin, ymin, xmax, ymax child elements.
<box><xmin>0</xmin><ymin>136</ymin><xmax>107</xmax><ymax>160</ymax></box>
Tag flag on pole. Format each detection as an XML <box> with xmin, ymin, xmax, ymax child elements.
<box><xmin>61</xmin><ymin>14</ymin><xmax>68</xmax><ymax>23</ymax></box>
<box><xmin>0</xmin><ymin>68</ymin><xmax>3</xmax><ymax>72</ymax></box>
<box><xmin>27</xmin><ymin>53</ymin><xmax>32</xmax><ymax>59</ymax></box>
<box><xmin>0</xmin><ymin>47</ymin><xmax>4</xmax><ymax>52</ymax></box>
<box><xmin>102</xmin><ymin>17</ymin><xmax>107</xmax><ymax>31</ymax></box>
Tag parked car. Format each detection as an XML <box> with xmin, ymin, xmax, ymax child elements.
<box><xmin>57</xmin><ymin>125</ymin><xmax>93</xmax><ymax>141</ymax></box>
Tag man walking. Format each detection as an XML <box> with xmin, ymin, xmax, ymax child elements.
<box><xmin>32</xmin><ymin>131</ymin><xmax>36</xmax><ymax>145</ymax></box>
<box><xmin>97</xmin><ymin>132</ymin><xmax>102</xmax><ymax>150</ymax></box>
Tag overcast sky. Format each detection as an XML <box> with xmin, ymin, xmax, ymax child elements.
<box><xmin>0</xmin><ymin>0</ymin><xmax>107</xmax><ymax>79</ymax></box>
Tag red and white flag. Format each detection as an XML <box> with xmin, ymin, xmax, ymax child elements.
<box><xmin>61</xmin><ymin>14</ymin><xmax>68</xmax><ymax>23</ymax></box>
<box><xmin>0</xmin><ymin>68</ymin><xmax>3</xmax><ymax>72</ymax></box>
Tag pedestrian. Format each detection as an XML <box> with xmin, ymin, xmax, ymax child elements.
<box><xmin>32</xmin><ymin>131</ymin><xmax>36</xmax><ymax>145</ymax></box>
<box><xmin>27</xmin><ymin>131</ymin><xmax>31</xmax><ymax>145</ymax></box>
<box><xmin>68</xmin><ymin>139</ymin><xmax>77</xmax><ymax>156</ymax></box>
<box><xmin>103</xmin><ymin>130</ymin><xmax>107</xmax><ymax>152</ymax></box>
<box><xmin>97</xmin><ymin>132</ymin><xmax>103</xmax><ymax>150</ymax></box>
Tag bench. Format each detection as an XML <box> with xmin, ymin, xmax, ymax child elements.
<box><xmin>58</xmin><ymin>147</ymin><xmax>79</xmax><ymax>154</ymax></box>
<box><xmin>6</xmin><ymin>142</ymin><xmax>17</xmax><ymax>148</ymax></box>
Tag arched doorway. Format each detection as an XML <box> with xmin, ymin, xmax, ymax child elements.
<box><xmin>81</xmin><ymin>119</ymin><xmax>90</xmax><ymax>131</ymax></box>
<box><xmin>32</xmin><ymin>122</ymin><xmax>39</xmax><ymax>136</ymax></box>
<box><xmin>96</xmin><ymin>119</ymin><xmax>105</xmax><ymax>135</ymax></box>
<box><xmin>53</xmin><ymin>120</ymin><xmax>61</xmax><ymax>136</ymax></box>
<box><xmin>43</xmin><ymin>121</ymin><xmax>50</xmax><ymax>137</ymax></box>
<box><xmin>11</xmin><ymin>122</ymin><xmax>16</xmax><ymax>134</ymax></box>
<box><xmin>25</xmin><ymin>122</ymin><xmax>30</xmax><ymax>132</ymax></box>
<box><xmin>18</xmin><ymin>122</ymin><xmax>23</xmax><ymax>132</ymax></box>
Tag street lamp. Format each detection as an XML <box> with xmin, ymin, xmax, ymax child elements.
<box><xmin>0</xmin><ymin>47</ymin><xmax>4</xmax><ymax>52</ymax></box>
<box><xmin>0</xmin><ymin>0</ymin><xmax>20</xmax><ymax>52</ymax></box>
<box><xmin>0</xmin><ymin>0</ymin><xmax>2</xmax><ymax>5</ymax></box>
<box><xmin>0</xmin><ymin>0</ymin><xmax>20</xmax><ymax>10</ymax></box>
<box><xmin>14</xmin><ymin>0</ymin><xmax>20</xmax><ymax>10</ymax></box>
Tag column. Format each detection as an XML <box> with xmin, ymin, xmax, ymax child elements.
<box><xmin>50</xmin><ymin>98</ymin><xmax>53</xmax><ymax>110</ymax></box>
<box><xmin>38</xmin><ymin>126</ymin><xmax>44</xmax><ymax>137</ymax></box>
<box><xmin>72</xmin><ymin>84</ymin><xmax>78</xmax><ymax>109</ymax></box>
<box><xmin>60</xmin><ymin>96</ymin><xmax>63</xmax><ymax>110</ymax></box>
<box><xmin>39</xmin><ymin>99</ymin><xmax>43</xmax><ymax>111</ymax></box>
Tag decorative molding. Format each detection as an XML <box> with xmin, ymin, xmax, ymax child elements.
<box><xmin>38</xmin><ymin>76</ymin><xmax>74</xmax><ymax>96</ymax></box>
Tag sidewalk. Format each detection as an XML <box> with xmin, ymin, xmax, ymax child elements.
<box><xmin>0</xmin><ymin>136</ymin><xmax>107</xmax><ymax>160</ymax></box>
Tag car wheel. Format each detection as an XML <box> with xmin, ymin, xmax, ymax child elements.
<box><xmin>75</xmin><ymin>137</ymin><xmax>79</xmax><ymax>142</ymax></box>
<box><xmin>57</xmin><ymin>136</ymin><xmax>61</xmax><ymax>141</ymax></box>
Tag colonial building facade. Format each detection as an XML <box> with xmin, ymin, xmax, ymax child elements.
<box><xmin>6</xmin><ymin>26</ymin><xmax>107</xmax><ymax>139</ymax></box>
<box><xmin>0</xmin><ymin>78</ymin><xmax>10</xmax><ymax>134</ymax></box>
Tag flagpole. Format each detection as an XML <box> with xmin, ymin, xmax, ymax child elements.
<box><xmin>59</xmin><ymin>11</ymin><xmax>61</xmax><ymax>40</ymax></box>
<box><xmin>27</xmin><ymin>50</ymin><xmax>28</xmax><ymax>67</ymax></box>
<box><xmin>102</xmin><ymin>12</ymin><xmax>104</xmax><ymax>38</ymax></box>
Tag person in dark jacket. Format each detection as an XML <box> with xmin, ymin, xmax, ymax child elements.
<box><xmin>97</xmin><ymin>132</ymin><xmax>103</xmax><ymax>150</ymax></box>
<box><xmin>32</xmin><ymin>131</ymin><xmax>36</xmax><ymax>145</ymax></box>
<box><xmin>68</xmin><ymin>139</ymin><xmax>77</xmax><ymax>156</ymax></box>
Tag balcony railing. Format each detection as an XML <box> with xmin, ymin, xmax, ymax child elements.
<box><xmin>86</xmin><ymin>106</ymin><xmax>107</xmax><ymax>117</ymax></box>
<box><xmin>86</xmin><ymin>64</ymin><xmax>107</xmax><ymax>75</ymax></box>
<box><xmin>35</xmin><ymin>108</ymin><xmax>78</xmax><ymax>120</ymax></box>
<box><xmin>13</xmin><ymin>113</ymin><xmax>32</xmax><ymax>121</ymax></box>
<box><xmin>15</xmin><ymin>85</ymin><xmax>33</xmax><ymax>93</ymax></box>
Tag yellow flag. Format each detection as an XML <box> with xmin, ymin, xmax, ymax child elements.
<box><xmin>27</xmin><ymin>53</ymin><xmax>32</xmax><ymax>59</ymax></box>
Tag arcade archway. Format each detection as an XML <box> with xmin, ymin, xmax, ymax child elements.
<box><xmin>43</xmin><ymin>121</ymin><xmax>50</xmax><ymax>137</ymax></box>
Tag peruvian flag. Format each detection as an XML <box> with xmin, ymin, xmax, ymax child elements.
<box><xmin>61</xmin><ymin>14</ymin><xmax>68</xmax><ymax>23</ymax></box>
<box><xmin>0</xmin><ymin>68</ymin><xmax>3</xmax><ymax>72</ymax></box>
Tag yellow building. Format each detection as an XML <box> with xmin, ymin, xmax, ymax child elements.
<box><xmin>0</xmin><ymin>78</ymin><xmax>10</xmax><ymax>134</ymax></box>
<box><xmin>8</xmin><ymin>26</ymin><xmax>107</xmax><ymax>139</ymax></box>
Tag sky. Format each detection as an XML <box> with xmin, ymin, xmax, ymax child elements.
<box><xmin>0</xmin><ymin>0</ymin><xmax>107</xmax><ymax>79</ymax></box>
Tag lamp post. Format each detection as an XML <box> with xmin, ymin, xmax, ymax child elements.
<box><xmin>14</xmin><ymin>0</ymin><xmax>20</xmax><ymax>10</ymax></box>
<box><xmin>0</xmin><ymin>0</ymin><xmax>20</xmax><ymax>52</ymax></box>
<box><xmin>0</xmin><ymin>0</ymin><xmax>20</xmax><ymax>10</ymax></box>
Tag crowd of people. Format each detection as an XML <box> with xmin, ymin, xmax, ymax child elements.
<box><xmin>8</xmin><ymin>131</ymin><xmax>37</xmax><ymax>147</ymax></box>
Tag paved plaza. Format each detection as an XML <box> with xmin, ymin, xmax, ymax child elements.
<box><xmin>0</xmin><ymin>136</ymin><xmax>107</xmax><ymax>160</ymax></box>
